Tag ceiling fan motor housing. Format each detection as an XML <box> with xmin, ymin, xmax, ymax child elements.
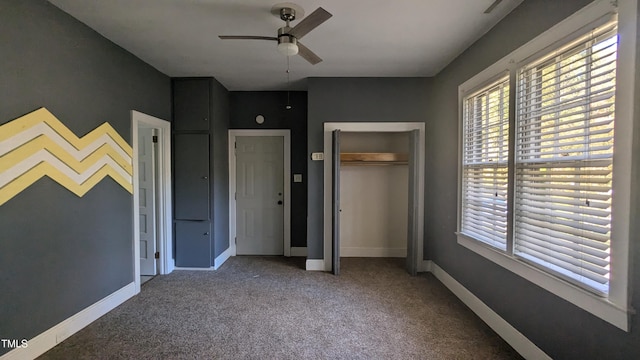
<box><xmin>278</xmin><ymin>27</ymin><xmax>296</xmax><ymax>43</ymax></box>
<box><xmin>278</xmin><ymin>7</ymin><xmax>297</xmax><ymax>44</ymax></box>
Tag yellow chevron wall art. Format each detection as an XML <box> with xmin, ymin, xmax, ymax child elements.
<box><xmin>0</xmin><ymin>107</ymin><xmax>133</xmax><ymax>206</ymax></box>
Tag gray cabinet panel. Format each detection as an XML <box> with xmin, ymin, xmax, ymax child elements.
<box><xmin>175</xmin><ymin>221</ymin><xmax>211</xmax><ymax>267</ymax></box>
<box><xmin>173</xmin><ymin>79</ymin><xmax>210</xmax><ymax>131</ymax></box>
<box><xmin>174</xmin><ymin>134</ymin><xmax>210</xmax><ymax>220</ymax></box>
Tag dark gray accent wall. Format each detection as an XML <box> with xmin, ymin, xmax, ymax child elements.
<box><xmin>0</xmin><ymin>0</ymin><xmax>170</xmax><ymax>354</ymax></box>
<box><xmin>427</xmin><ymin>0</ymin><xmax>640</xmax><ymax>358</ymax></box>
<box><xmin>211</xmin><ymin>79</ymin><xmax>230</xmax><ymax>258</ymax></box>
<box><xmin>306</xmin><ymin>78</ymin><xmax>432</xmax><ymax>258</ymax></box>
<box><xmin>229</xmin><ymin>91</ymin><xmax>308</xmax><ymax>247</ymax></box>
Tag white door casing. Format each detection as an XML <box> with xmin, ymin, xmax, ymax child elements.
<box><xmin>132</xmin><ymin>111</ymin><xmax>173</xmax><ymax>294</ymax></box>
<box><xmin>229</xmin><ymin>129</ymin><xmax>291</xmax><ymax>257</ymax></box>
<box><xmin>236</xmin><ymin>136</ymin><xmax>284</xmax><ymax>255</ymax></box>
<box><xmin>138</xmin><ymin>127</ymin><xmax>157</xmax><ymax>275</ymax></box>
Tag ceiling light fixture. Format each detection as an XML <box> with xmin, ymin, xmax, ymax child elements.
<box><xmin>277</xmin><ymin>35</ymin><xmax>299</xmax><ymax>56</ymax></box>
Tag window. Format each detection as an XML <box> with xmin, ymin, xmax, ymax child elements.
<box><xmin>461</xmin><ymin>77</ymin><xmax>510</xmax><ymax>250</ymax></box>
<box><xmin>457</xmin><ymin>0</ymin><xmax>633</xmax><ymax>331</ymax></box>
<box><xmin>514</xmin><ymin>23</ymin><xmax>617</xmax><ymax>295</ymax></box>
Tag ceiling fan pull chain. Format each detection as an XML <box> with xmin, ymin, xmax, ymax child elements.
<box><xmin>286</xmin><ymin>55</ymin><xmax>292</xmax><ymax>110</ymax></box>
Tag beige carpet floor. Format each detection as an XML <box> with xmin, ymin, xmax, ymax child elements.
<box><xmin>39</xmin><ymin>257</ymin><xmax>522</xmax><ymax>359</ymax></box>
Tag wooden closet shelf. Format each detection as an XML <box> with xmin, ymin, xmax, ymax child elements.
<box><xmin>340</xmin><ymin>152</ymin><xmax>408</xmax><ymax>165</ymax></box>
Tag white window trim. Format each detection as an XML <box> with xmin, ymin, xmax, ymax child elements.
<box><xmin>456</xmin><ymin>0</ymin><xmax>635</xmax><ymax>331</ymax></box>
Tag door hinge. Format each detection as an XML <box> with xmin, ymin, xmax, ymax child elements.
<box><xmin>235</xmin><ymin>237</ymin><xmax>237</xmax><ymax>245</ymax></box>
<box><xmin>152</xmin><ymin>135</ymin><xmax>158</xmax><ymax>143</ymax></box>
<box><xmin>235</xmin><ymin>192</ymin><xmax>237</xmax><ymax>200</ymax></box>
<box><xmin>154</xmin><ymin>251</ymin><xmax>160</xmax><ymax>259</ymax></box>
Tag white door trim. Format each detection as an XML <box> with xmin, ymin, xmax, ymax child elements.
<box><xmin>229</xmin><ymin>130</ymin><xmax>291</xmax><ymax>257</ymax></box>
<box><xmin>322</xmin><ymin>122</ymin><xmax>426</xmax><ymax>272</ymax></box>
<box><xmin>132</xmin><ymin>111</ymin><xmax>173</xmax><ymax>294</ymax></box>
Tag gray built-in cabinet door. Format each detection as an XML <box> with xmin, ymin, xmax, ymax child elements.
<box><xmin>173</xmin><ymin>79</ymin><xmax>210</xmax><ymax>131</ymax></box>
<box><xmin>175</xmin><ymin>221</ymin><xmax>211</xmax><ymax>267</ymax></box>
<box><xmin>174</xmin><ymin>133</ymin><xmax>210</xmax><ymax>220</ymax></box>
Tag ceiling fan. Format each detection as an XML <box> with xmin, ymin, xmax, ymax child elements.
<box><xmin>219</xmin><ymin>2</ymin><xmax>332</xmax><ymax>65</ymax></box>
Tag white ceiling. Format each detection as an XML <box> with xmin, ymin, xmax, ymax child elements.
<box><xmin>48</xmin><ymin>0</ymin><xmax>522</xmax><ymax>91</ymax></box>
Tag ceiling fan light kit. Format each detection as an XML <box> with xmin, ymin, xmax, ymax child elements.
<box><xmin>277</xmin><ymin>27</ymin><xmax>299</xmax><ymax>56</ymax></box>
<box><xmin>278</xmin><ymin>41</ymin><xmax>298</xmax><ymax>56</ymax></box>
<box><xmin>219</xmin><ymin>2</ymin><xmax>332</xmax><ymax>65</ymax></box>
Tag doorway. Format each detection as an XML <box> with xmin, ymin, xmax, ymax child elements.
<box><xmin>323</xmin><ymin>123</ymin><xmax>425</xmax><ymax>275</ymax></box>
<box><xmin>229</xmin><ymin>130</ymin><xmax>291</xmax><ymax>257</ymax></box>
<box><xmin>132</xmin><ymin>111</ymin><xmax>173</xmax><ymax>294</ymax></box>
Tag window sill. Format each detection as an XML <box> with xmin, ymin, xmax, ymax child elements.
<box><xmin>456</xmin><ymin>232</ymin><xmax>630</xmax><ymax>331</ymax></box>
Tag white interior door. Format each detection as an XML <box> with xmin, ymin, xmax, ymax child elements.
<box><xmin>236</xmin><ymin>136</ymin><xmax>284</xmax><ymax>255</ymax></box>
<box><xmin>138</xmin><ymin>127</ymin><xmax>157</xmax><ymax>275</ymax></box>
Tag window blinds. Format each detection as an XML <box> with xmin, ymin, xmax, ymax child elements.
<box><xmin>514</xmin><ymin>23</ymin><xmax>617</xmax><ymax>294</ymax></box>
<box><xmin>461</xmin><ymin>78</ymin><xmax>510</xmax><ymax>250</ymax></box>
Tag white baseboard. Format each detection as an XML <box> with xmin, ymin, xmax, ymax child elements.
<box><xmin>430</xmin><ymin>262</ymin><xmax>551</xmax><ymax>360</ymax></box>
<box><xmin>290</xmin><ymin>247</ymin><xmax>308</xmax><ymax>257</ymax></box>
<box><xmin>0</xmin><ymin>282</ymin><xmax>136</xmax><ymax>360</ymax></box>
<box><xmin>340</xmin><ymin>247</ymin><xmax>406</xmax><ymax>258</ymax></box>
<box><xmin>213</xmin><ymin>247</ymin><xmax>232</xmax><ymax>270</ymax></box>
<box><xmin>305</xmin><ymin>259</ymin><xmax>325</xmax><ymax>271</ymax></box>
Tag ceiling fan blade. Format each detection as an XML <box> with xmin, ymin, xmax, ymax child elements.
<box><xmin>289</xmin><ymin>7</ymin><xmax>332</xmax><ymax>40</ymax></box>
<box><xmin>218</xmin><ymin>35</ymin><xmax>278</xmax><ymax>41</ymax></box>
<box><xmin>297</xmin><ymin>42</ymin><xmax>322</xmax><ymax>65</ymax></box>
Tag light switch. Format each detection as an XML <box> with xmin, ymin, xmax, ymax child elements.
<box><xmin>311</xmin><ymin>152</ymin><xmax>324</xmax><ymax>161</ymax></box>
<box><xmin>293</xmin><ymin>174</ymin><xmax>303</xmax><ymax>183</ymax></box>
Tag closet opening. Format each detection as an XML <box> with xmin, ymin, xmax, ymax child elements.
<box><xmin>323</xmin><ymin>123</ymin><xmax>425</xmax><ymax>276</ymax></box>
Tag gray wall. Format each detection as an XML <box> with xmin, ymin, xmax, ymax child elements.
<box><xmin>211</xmin><ymin>79</ymin><xmax>230</xmax><ymax>258</ymax></box>
<box><xmin>229</xmin><ymin>91</ymin><xmax>308</xmax><ymax>247</ymax></box>
<box><xmin>427</xmin><ymin>0</ymin><xmax>640</xmax><ymax>358</ymax></box>
<box><xmin>306</xmin><ymin>78</ymin><xmax>432</xmax><ymax>258</ymax></box>
<box><xmin>0</xmin><ymin>0</ymin><xmax>170</xmax><ymax>354</ymax></box>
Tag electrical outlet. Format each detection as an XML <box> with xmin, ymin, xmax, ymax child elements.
<box><xmin>293</xmin><ymin>174</ymin><xmax>302</xmax><ymax>182</ymax></box>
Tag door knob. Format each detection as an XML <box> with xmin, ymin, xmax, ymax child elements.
<box><xmin>204</xmin><ymin>232</ymin><xmax>210</xmax><ymax>235</ymax></box>
<box><xmin>202</xmin><ymin>176</ymin><xmax>208</xmax><ymax>180</ymax></box>
<box><xmin>277</xmin><ymin>200</ymin><xmax>283</xmax><ymax>205</ymax></box>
